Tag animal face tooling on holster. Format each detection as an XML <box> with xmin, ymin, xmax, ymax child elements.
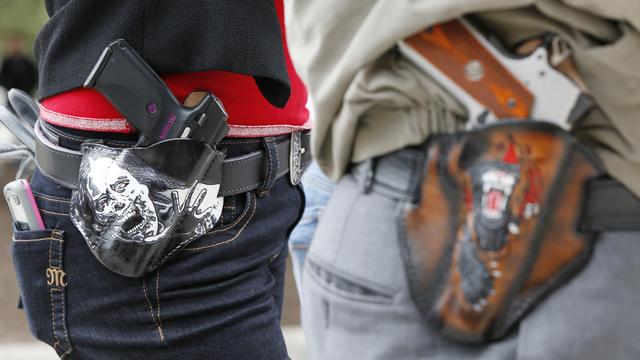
<box><xmin>402</xmin><ymin>121</ymin><xmax>603</xmax><ymax>343</ymax></box>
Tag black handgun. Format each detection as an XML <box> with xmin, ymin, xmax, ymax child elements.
<box><xmin>84</xmin><ymin>39</ymin><xmax>229</xmax><ymax>147</ymax></box>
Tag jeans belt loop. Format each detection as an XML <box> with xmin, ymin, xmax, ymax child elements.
<box><xmin>257</xmin><ymin>136</ymin><xmax>280</xmax><ymax>198</ymax></box>
<box><xmin>360</xmin><ymin>158</ymin><xmax>378</xmax><ymax>194</ymax></box>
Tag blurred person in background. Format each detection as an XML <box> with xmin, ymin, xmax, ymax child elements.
<box><xmin>0</xmin><ymin>32</ymin><xmax>37</xmax><ymax>97</ymax></box>
<box><xmin>288</xmin><ymin>161</ymin><xmax>335</xmax><ymax>299</ymax></box>
<box><xmin>286</xmin><ymin>1</ymin><xmax>640</xmax><ymax>359</ymax></box>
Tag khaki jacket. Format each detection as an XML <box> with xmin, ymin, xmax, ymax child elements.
<box><xmin>285</xmin><ymin>0</ymin><xmax>640</xmax><ymax>196</ymax></box>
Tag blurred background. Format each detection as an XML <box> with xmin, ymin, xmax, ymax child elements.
<box><xmin>0</xmin><ymin>1</ymin><xmax>305</xmax><ymax>358</ymax></box>
<box><xmin>0</xmin><ymin>1</ymin><xmax>48</xmax><ymax>357</ymax></box>
<box><xmin>0</xmin><ymin>0</ymin><xmax>47</xmax><ymax>42</ymax></box>
<box><xmin>0</xmin><ymin>0</ymin><xmax>47</xmax><ymax>103</ymax></box>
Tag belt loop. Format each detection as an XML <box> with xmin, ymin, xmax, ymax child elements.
<box><xmin>38</xmin><ymin>119</ymin><xmax>60</xmax><ymax>146</ymax></box>
<box><xmin>360</xmin><ymin>158</ymin><xmax>378</xmax><ymax>194</ymax></box>
<box><xmin>257</xmin><ymin>137</ymin><xmax>279</xmax><ymax>198</ymax></box>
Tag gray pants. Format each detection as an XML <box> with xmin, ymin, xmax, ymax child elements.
<box><xmin>301</xmin><ymin>148</ymin><xmax>640</xmax><ymax>360</ymax></box>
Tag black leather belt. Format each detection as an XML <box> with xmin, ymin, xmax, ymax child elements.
<box><xmin>581</xmin><ymin>178</ymin><xmax>640</xmax><ymax>232</ymax></box>
<box><xmin>358</xmin><ymin>150</ymin><xmax>640</xmax><ymax>233</ymax></box>
<box><xmin>34</xmin><ymin>120</ymin><xmax>311</xmax><ymax>196</ymax></box>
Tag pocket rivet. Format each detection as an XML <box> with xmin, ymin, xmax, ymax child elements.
<box><xmin>52</xmin><ymin>230</ymin><xmax>64</xmax><ymax>240</ymax></box>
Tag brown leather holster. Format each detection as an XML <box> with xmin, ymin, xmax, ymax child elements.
<box><xmin>401</xmin><ymin>121</ymin><xmax>604</xmax><ymax>343</ymax></box>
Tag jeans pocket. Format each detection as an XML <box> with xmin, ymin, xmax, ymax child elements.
<box><xmin>11</xmin><ymin>228</ymin><xmax>73</xmax><ymax>358</ymax></box>
<box><xmin>305</xmin><ymin>258</ymin><xmax>394</xmax><ymax>305</ymax></box>
<box><xmin>181</xmin><ymin>191</ymin><xmax>257</xmax><ymax>252</ymax></box>
<box><xmin>217</xmin><ymin>192</ymin><xmax>248</xmax><ymax>227</ymax></box>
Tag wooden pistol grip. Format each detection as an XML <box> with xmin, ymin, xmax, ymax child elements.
<box><xmin>404</xmin><ymin>20</ymin><xmax>533</xmax><ymax>119</ymax></box>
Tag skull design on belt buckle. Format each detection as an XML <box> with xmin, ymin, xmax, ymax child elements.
<box><xmin>70</xmin><ymin>140</ymin><xmax>224</xmax><ymax>277</ymax></box>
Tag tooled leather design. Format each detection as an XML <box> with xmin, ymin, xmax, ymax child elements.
<box><xmin>458</xmin><ymin>229</ymin><xmax>493</xmax><ymax>308</ymax></box>
<box><xmin>469</xmin><ymin>160</ymin><xmax>521</xmax><ymax>252</ymax></box>
<box><xmin>403</xmin><ymin>121</ymin><xmax>603</xmax><ymax>343</ymax></box>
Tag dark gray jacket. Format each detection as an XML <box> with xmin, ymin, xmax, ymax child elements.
<box><xmin>36</xmin><ymin>0</ymin><xmax>290</xmax><ymax>107</ymax></box>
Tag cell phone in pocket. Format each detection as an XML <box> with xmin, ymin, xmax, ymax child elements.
<box><xmin>3</xmin><ymin>179</ymin><xmax>45</xmax><ymax>231</ymax></box>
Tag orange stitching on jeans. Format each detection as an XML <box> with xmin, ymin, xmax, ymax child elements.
<box><xmin>57</xmin><ymin>237</ymin><xmax>62</xmax><ymax>267</ymax></box>
<box><xmin>157</xmin><ymin>323</ymin><xmax>166</xmax><ymax>343</ymax></box>
<box><xmin>155</xmin><ymin>269</ymin><xmax>165</xmax><ymax>343</ymax></box>
<box><xmin>58</xmin><ymin>287</ymin><xmax>73</xmax><ymax>358</ymax></box>
<box><xmin>12</xmin><ymin>237</ymin><xmax>59</xmax><ymax>242</ymax></box>
<box><xmin>50</xmin><ymin>288</ymin><xmax>60</xmax><ymax>352</ymax></box>
<box><xmin>183</xmin><ymin>198</ymin><xmax>257</xmax><ymax>251</ymax></box>
<box><xmin>33</xmin><ymin>193</ymin><xmax>71</xmax><ymax>203</ymax></box>
<box><xmin>49</xmin><ymin>240</ymin><xmax>72</xmax><ymax>355</ymax></box>
<box><xmin>143</xmin><ymin>275</ymin><xmax>164</xmax><ymax>343</ymax></box>
<box><xmin>142</xmin><ymin>276</ymin><xmax>156</xmax><ymax>321</ymax></box>
<box><xmin>49</xmin><ymin>239</ymin><xmax>53</xmax><ymax>268</ymax></box>
<box><xmin>40</xmin><ymin>209</ymin><xmax>70</xmax><ymax>217</ymax></box>
<box><xmin>49</xmin><ymin>289</ymin><xmax>72</xmax><ymax>357</ymax></box>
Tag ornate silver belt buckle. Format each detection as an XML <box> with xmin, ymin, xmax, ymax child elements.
<box><xmin>289</xmin><ymin>131</ymin><xmax>305</xmax><ymax>185</ymax></box>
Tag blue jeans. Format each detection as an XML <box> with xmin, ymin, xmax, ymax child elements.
<box><xmin>11</xmin><ymin>129</ymin><xmax>305</xmax><ymax>359</ymax></box>
<box><xmin>288</xmin><ymin>162</ymin><xmax>335</xmax><ymax>300</ymax></box>
<box><xmin>301</xmin><ymin>148</ymin><xmax>640</xmax><ymax>360</ymax></box>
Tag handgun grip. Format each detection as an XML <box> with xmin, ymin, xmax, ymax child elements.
<box><xmin>84</xmin><ymin>39</ymin><xmax>228</xmax><ymax>146</ymax></box>
<box><xmin>84</xmin><ymin>39</ymin><xmax>177</xmax><ymax>137</ymax></box>
<box><xmin>404</xmin><ymin>20</ymin><xmax>532</xmax><ymax>119</ymax></box>
<box><xmin>188</xmin><ymin>93</ymin><xmax>229</xmax><ymax>146</ymax></box>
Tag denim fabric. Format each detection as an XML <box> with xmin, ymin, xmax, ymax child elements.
<box><xmin>287</xmin><ymin>162</ymin><xmax>335</xmax><ymax>299</ymax></box>
<box><xmin>11</xmin><ymin>129</ymin><xmax>305</xmax><ymax>359</ymax></box>
<box><xmin>301</xmin><ymin>147</ymin><xmax>640</xmax><ymax>360</ymax></box>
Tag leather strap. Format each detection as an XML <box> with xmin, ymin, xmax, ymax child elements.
<box><xmin>34</xmin><ymin>120</ymin><xmax>311</xmax><ymax>196</ymax></box>
<box><xmin>581</xmin><ymin>178</ymin><xmax>640</xmax><ymax>232</ymax></box>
